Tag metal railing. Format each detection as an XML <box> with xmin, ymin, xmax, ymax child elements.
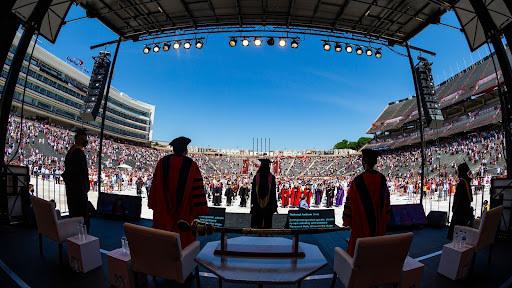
<box><xmin>32</xmin><ymin>172</ymin><xmax>68</xmax><ymax>215</ymax></box>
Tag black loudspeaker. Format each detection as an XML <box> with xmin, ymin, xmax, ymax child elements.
<box><xmin>427</xmin><ymin>211</ymin><xmax>448</xmax><ymax>228</ymax></box>
<box><xmin>388</xmin><ymin>204</ymin><xmax>427</xmax><ymax>228</ymax></box>
<box><xmin>80</xmin><ymin>51</ymin><xmax>111</xmax><ymax>122</ymax></box>
<box><xmin>415</xmin><ymin>57</ymin><xmax>444</xmax><ymax>129</ymax></box>
<box><xmin>96</xmin><ymin>192</ymin><xmax>141</xmax><ymax>221</ymax></box>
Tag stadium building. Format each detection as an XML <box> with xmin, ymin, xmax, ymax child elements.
<box><xmin>0</xmin><ymin>34</ymin><xmax>155</xmax><ymax>143</ymax></box>
<box><xmin>367</xmin><ymin>47</ymin><xmax>511</xmax><ymax>150</ymax></box>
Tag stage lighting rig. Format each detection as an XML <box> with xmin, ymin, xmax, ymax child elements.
<box><xmin>267</xmin><ymin>37</ymin><xmax>275</xmax><ymax>46</ymax></box>
<box><xmin>279</xmin><ymin>38</ymin><xmax>286</xmax><ymax>47</ymax></box>
<box><xmin>334</xmin><ymin>43</ymin><xmax>342</xmax><ymax>52</ymax></box>
<box><xmin>162</xmin><ymin>42</ymin><xmax>170</xmax><ymax>51</ymax></box>
<box><xmin>242</xmin><ymin>38</ymin><xmax>250</xmax><ymax>46</ymax></box>
<box><xmin>291</xmin><ymin>39</ymin><xmax>299</xmax><ymax>49</ymax></box>
<box><xmin>195</xmin><ymin>40</ymin><xmax>203</xmax><ymax>49</ymax></box>
<box><xmin>355</xmin><ymin>46</ymin><xmax>363</xmax><ymax>55</ymax></box>
<box><xmin>375</xmin><ymin>49</ymin><xmax>382</xmax><ymax>58</ymax></box>
<box><xmin>153</xmin><ymin>44</ymin><xmax>160</xmax><ymax>53</ymax></box>
<box><xmin>173</xmin><ymin>41</ymin><xmax>180</xmax><ymax>49</ymax></box>
<box><xmin>229</xmin><ymin>38</ymin><xmax>237</xmax><ymax>47</ymax></box>
<box><xmin>366</xmin><ymin>48</ymin><xmax>373</xmax><ymax>56</ymax></box>
<box><xmin>345</xmin><ymin>44</ymin><xmax>353</xmax><ymax>53</ymax></box>
<box><xmin>184</xmin><ymin>41</ymin><xmax>191</xmax><ymax>49</ymax></box>
<box><xmin>143</xmin><ymin>45</ymin><xmax>150</xmax><ymax>54</ymax></box>
<box><xmin>254</xmin><ymin>37</ymin><xmax>262</xmax><ymax>46</ymax></box>
<box><xmin>323</xmin><ymin>41</ymin><xmax>331</xmax><ymax>51</ymax></box>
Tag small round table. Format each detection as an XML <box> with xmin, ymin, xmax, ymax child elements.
<box><xmin>195</xmin><ymin>236</ymin><xmax>327</xmax><ymax>288</ymax></box>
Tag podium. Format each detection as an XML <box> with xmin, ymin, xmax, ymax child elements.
<box><xmin>437</xmin><ymin>243</ymin><xmax>474</xmax><ymax>280</ymax></box>
<box><xmin>107</xmin><ymin>248</ymin><xmax>135</xmax><ymax>288</ymax></box>
<box><xmin>66</xmin><ymin>235</ymin><xmax>102</xmax><ymax>273</ymax></box>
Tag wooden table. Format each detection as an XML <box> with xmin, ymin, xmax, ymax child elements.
<box><xmin>195</xmin><ymin>236</ymin><xmax>327</xmax><ymax>288</ymax></box>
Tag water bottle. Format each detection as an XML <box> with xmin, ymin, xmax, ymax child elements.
<box><xmin>121</xmin><ymin>236</ymin><xmax>129</xmax><ymax>255</ymax></box>
<box><xmin>454</xmin><ymin>231</ymin><xmax>460</xmax><ymax>248</ymax></box>
<box><xmin>77</xmin><ymin>224</ymin><xmax>83</xmax><ymax>241</ymax></box>
<box><xmin>461</xmin><ymin>232</ymin><xmax>467</xmax><ymax>248</ymax></box>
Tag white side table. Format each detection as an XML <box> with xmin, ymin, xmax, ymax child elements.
<box><xmin>401</xmin><ymin>256</ymin><xmax>424</xmax><ymax>288</ymax></box>
<box><xmin>437</xmin><ymin>243</ymin><xmax>474</xmax><ymax>280</ymax></box>
<box><xmin>66</xmin><ymin>235</ymin><xmax>102</xmax><ymax>273</ymax></box>
<box><xmin>107</xmin><ymin>248</ymin><xmax>135</xmax><ymax>288</ymax></box>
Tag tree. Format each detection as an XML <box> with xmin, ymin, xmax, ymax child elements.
<box><xmin>333</xmin><ymin>137</ymin><xmax>372</xmax><ymax>150</ymax></box>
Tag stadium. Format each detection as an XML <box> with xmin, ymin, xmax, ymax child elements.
<box><xmin>1</xmin><ymin>0</ymin><xmax>512</xmax><ymax>288</ymax></box>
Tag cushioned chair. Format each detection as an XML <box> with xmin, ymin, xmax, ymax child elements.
<box><xmin>331</xmin><ymin>232</ymin><xmax>414</xmax><ymax>288</ymax></box>
<box><xmin>455</xmin><ymin>206</ymin><xmax>503</xmax><ymax>265</ymax></box>
<box><xmin>31</xmin><ymin>196</ymin><xmax>83</xmax><ymax>264</ymax></box>
<box><xmin>123</xmin><ymin>223</ymin><xmax>201</xmax><ymax>287</ymax></box>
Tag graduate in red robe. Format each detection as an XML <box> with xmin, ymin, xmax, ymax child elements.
<box><xmin>281</xmin><ymin>185</ymin><xmax>290</xmax><ymax>207</ymax></box>
<box><xmin>149</xmin><ymin>137</ymin><xmax>208</xmax><ymax>248</ymax></box>
<box><xmin>291</xmin><ymin>185</ymin><xmax>302</xmax><ymax>207</ymax></box>
<box><xmin>342</xmin><ymin>149</ymin><xmax>390</xmax><ymax>256</ymax></box>
<box><xmin>303</xmin><ymin>185</ymin><xmax>313</xmax><ymax>206</ymax></box>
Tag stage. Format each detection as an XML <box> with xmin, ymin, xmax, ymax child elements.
<box><xmin>1</xmin><ymin>214</ymin><xmax>511</xmax><ymax>288</ymax></box>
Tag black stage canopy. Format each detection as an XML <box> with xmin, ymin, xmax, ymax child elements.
<box><xmin>77</xmin><ymin>0</ymin><xmax>452</xmax><ymax>44</ymax></box>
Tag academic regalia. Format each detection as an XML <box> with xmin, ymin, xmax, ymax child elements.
<box><xmin>225</xmin><ymin>188</ymin><xmax>234</xmax><ymax>206</ymax></box>
<box><xmin>292</xmin><ymin>187</ymin><xmax>302</xmax><ymax>207</ymax></box>
<box><xmin>250</xmin><ymin>159</ymin><xmax>278</xmax><ymax>228</ymax></box>
<box><xmin>281</xmin><ymin>188</ymin><xmax>290</xmax><ymax>207</ymax></box>
<box><xmin>239</xmin><ymin>186</ymin><xmax>249</xmax><ymax>207</ymax></box>
<box><xmin>148</xmin><ymin>154</ymin><xmax>208</xmax><ymax>248</ymax></box>
<box><xmin>63</xmin><ymin>145</ymin><xmax>90</xmax><ymax>228</ymax></box>
<box><xmin>304</xmin><ymin>188</ymin><xmax>313</xmax><ymax>206</ymax></box>
<box><xmin>448</xmin><ymin>178</ymin><xmax>474</xmax><ymax>240</ymax></box>
<box><xmin>335</xmin><ymin>186</ymin><xmax>345</xmax><ymax>207</ymax></box>
<box><xmin>213</xmin><ymin>186</ymin><xmax>222</xmax><ymax>206</ymax></box>
<box><xmin>342</xmin><ymin>170</ymin><xmax>391</xmax><ymax>256</ymax></box>
<box><xmin>314</xmin><ymin>188</ymin><xmax>323</xmax><ymax>206</ymax></box>
<box><xmin>325</xmin><ymin>187</ymin><xmax>334</xmax><ymax>208</ymax></box>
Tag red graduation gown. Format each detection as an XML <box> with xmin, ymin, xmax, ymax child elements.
<box><xmin>281</xmin><ymin>188</ymin><xmax>290</xmax><ymax>207</ymax></box>
<box><xmin>149</xmin><ymin>154</ymin><xmax>208</xmax><ymax>248</ymax></box>
<box><xmin>342</xmin><ymin>170</ymin><xmax>391</xmax><ymax>256</ymax></box>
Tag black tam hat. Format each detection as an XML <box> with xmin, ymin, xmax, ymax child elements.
<box><xmin>457</xmin><ymin>162</ymin><xmax>470</xmax><ymax>176</ymax></box>
<box><xmin>361</xmin><ymin>149</ymin><xmax>380</xmax><ymax>161</ymax></box>
<box><xmin>73</xmin><ymin>128</ymin><xmax>87</xmax><ymax>136</ymax></box>
<box><xmin>169</xmin><ymin>136</ymin><xmax>191</xmax><ymax>149</ymax></box>
<box><xmin>259</xmin><ymin>158</ymin><xmax>272</xmax><ymax>166</ymax></box>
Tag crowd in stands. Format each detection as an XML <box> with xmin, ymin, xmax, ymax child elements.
<box><xmin>4</xmin><ymin>114</ymin><xmax>506</xmax><ymax>208</ymax></box>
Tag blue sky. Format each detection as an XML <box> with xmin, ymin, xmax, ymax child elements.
<box><xmin>39</xmin><ymin>5</ymin><xmax>491</xmax><ymax>150</ymax></box>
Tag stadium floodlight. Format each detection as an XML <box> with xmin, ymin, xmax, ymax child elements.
<box><xmin>242</xmin><ymin>38</ymin><xmax>250</xmax><ymax>46</ymax></box>
<box><xmin>184</xmin><ymin>41</ymin><xmax>191</xmax><ymax>49</ymax></box>
<box><xmin>291</xmin><ymin>39</ymin><xmax>299</xmax><ymax>49</ymax></box>
<box><xmin>254</xmin><ymin>37</ymin><xmax>262</xmax><ymax>46</ymax></box>
<box><xmin>323</xmin><ymin>41</ymin><xmax>331</xmax><ymax>51</ymax></box>
<box><xmin>345</xmin><ymin>44</ymin><xmax>353</xmax><ymax>53</ymax></box>
<box><xmin>229</xmin><ymin>38</ymin><xmax>237</xmax><ymax>47</ymax></box>
<box><xmin>173</xmin><ymin>41</ymin><xmax>180</xmax><ymax>49</ymax></box>
<box><xmin>279</xmin><ymin>38</ymin><xmax>286</xmax><ymax>47</ymax></box>
<box><xmin>195</xmin><ymin>40</ymin><xmax>203</xmax><ymax>49</ymax></box>
<box><xmin>375</xmin><ymin>49</ymin><xmax>382</xmax><ymax>59</ymax></box>
<box><xmin>334</xmin><ymin>43</ymin><xmax>342</xmax><ymax>52</ymax></box>
<box><xmin>162</xmin><ymin>42</ymin><xmax>170</xmax><ymax>51</ymax></box>
<box><xmin>143</xmin><ymin>45</ymin><xmax>150</xmax><ymax>54</ymax></box>
<box><xmin>267</xmin><ymin>37</ymin><xmax>275</xmax><ymax>46</ymax></box>
<box><xmin>355</xmin><ymin>46</ymin><xmax>363</xmax><ymax>55</ymax></box>
<box><xmin>153</xmin><ymin>44</ymin><xmax>160</xmax><ymax>53</ymax></box>
<box><xmin>366</xmin><ymin>48</ymin><xmax>373</xmax><ymax>56</ymax></box>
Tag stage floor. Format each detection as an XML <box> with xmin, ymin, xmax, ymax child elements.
<box><xmin>0</xmin><ymin>215</ymin><xmax>511</xmax><ymax>288</ymax></box>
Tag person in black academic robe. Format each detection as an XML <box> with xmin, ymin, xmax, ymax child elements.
<box><xmin>213</xmin><ymin>184</ymin><xmax>222</xmax><ymax>206</ymax></box>
<box><xmin>62</xmin><ymin>129</ymin><xmax>90</xmax><ymax>230</ymax></box>
<box><xmin>239</xmin><ymin>184</ymin><xmax>249</xmax><ymax>207</ymax></box>
<box><xmin>448</xmin><ymin>162</ymin><xmax>474</xmax><ymax>240</ymax></box>
<box><xmin>250</xmin><ymin>159</ymin><xmax>278</xmax><ymax>228</ymax></box>
<box><xmin>325</xmin><ymin>185</ymin><xmax>334</xmax><ymax>208</ymax></box>
<box><xmin>225</xmin><ymin>184</ymin><xmax>235</xmax><ymax>206</ymax></box>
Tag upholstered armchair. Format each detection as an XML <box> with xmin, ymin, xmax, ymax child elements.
<box><xmin>30</xmin><ymin>196</ymin><xmax>83</xmax><ymax>263</ymax></box>
<box><xmin>332</xmin><ymin>232</ymin><xmax>414</xmax><ymax>288</ymax></box>
<box><xmin>123</xmin><ymin>223</ymin><xmax>200</xmax><ymax>287</ymax></box>
<box><xmin>454</xmin><ymin>206</ymin><xmax>503</xmax><ymax>265</ymax></box>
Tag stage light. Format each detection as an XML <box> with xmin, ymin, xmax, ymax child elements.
<box><xmin>267</xmin><ymin>37</ymin><xmax>275</xmax><ymax>46</ymax></box>
<box><xmin>291</xmin><ymin>39</ymin><xmax>299</xmax><ymax>49</ymax></box>
<box><xmin>242</xmin><ymin>38</ymin><xmax>250</xmax><ymax>46</ymax></box>
<box><xmin>345</xmin><ymin>44</ymin><xmax>353</xmax><ymax>53</ymax></box>
<box><xmin>143</xmin><ymin>46</ymin><xmax>150</xmax><ymax>54</ymax></box>
<box><xmin>279</xmin><ymin>38</ymin><xmax>286</xmax><ymax>47</ymax></box>
<box><xmin>356</xmin><ymin>46</ymin><xmax>363</xmax><ymax>55</ymax></box>
<box><xmin>366</xmin><ymin>48</ymin><xmax>373</xmax><ymax>56</ymax></box>
<box><xmin>335</xmin><ymin>43</ymin><xmax>342</xmax><ymax>52</ymax></box>
<box><xmin>229</xmin><ymin>38</ymin><xmax>237</xmax><ymax>47</ymax></box>
<box><xmin>254</xmin><ymin>37</ymin><xmax>262</xmax><ymax>46</ymax></box>
<box><xmin>195</xmin><ymin>40</ymin><xmax>203</xmax><ymax>49</ymax></box>
<box><xmin>162</xmin><ymin>42</ymin><xmax>170</xmax><ymax>51</ymax></box>
<box><xmin>153</xmin><ymin>44</ymin><xmax>160</xmax><ymax>53</ymax></box>
<box><xmin>173</xmin><ymin>41</ymin><xmax>180</xmax><ymax>49</ymax></box>
<box><xmin>323</xmin><ymin>41</ymin><xmax>331</xmax><ymax>51</ymax></box>
<box><xmin>375</xmin><ymin>49</ymin><xmax>382</xmax><ymax>58</ymax></box>
<box><xmin>184</xmin><ymin>41</ymin><xmax>191</xmax><ymax>49</ymax></box>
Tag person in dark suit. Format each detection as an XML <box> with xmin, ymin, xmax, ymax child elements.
<box><xmin>250</xmin><ymin>159</ymin><xmax>278</xmax><ymax>228</ymax></box>
<box><xmin>448</xmin><ymin>162</ymin><xmax>474</xmax><ymax>240</ymax></box>
<box><xmin>62</xmin><ymin>128</ymin><xmax>90</xmax><ymax>230</ymax></box>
